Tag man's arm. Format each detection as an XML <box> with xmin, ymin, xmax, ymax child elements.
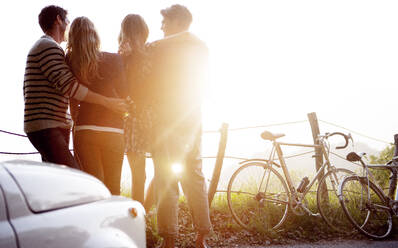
<box><xmin>36</xmin><ymin>42</ymin><xmax>126</xmax><ymax>113</ymax></box>
<box><xmin>83</xmin><ymin>90</ymin><xmax>126</xmax><ymax>114</ymax></box>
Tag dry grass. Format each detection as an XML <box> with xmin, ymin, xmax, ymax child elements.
<box><xmin>142</xmin><ymin>193</ymin><xmax>398</xmax><ymax>248</ymax></box>
<box><xmin>120</xmin><ymin>181</ymin><xmax>398</xmax><ymax>247</ymax></box>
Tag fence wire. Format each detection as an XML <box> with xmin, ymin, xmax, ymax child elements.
<box><xmin>0</xmin><ymin>130</ymin><xmax>27</xmax><ymax>138</ymax></box>
<box><xmin>203</xmin><ymin>120</ymin><xmax>308</xmax><ymax>133</ymax></box>
<box><xmin>202</xmin><ymin>151</ymin><xmax>314</xmax><ymax>161</ymax></box>
<box><xmin>329</xmin><ymin>151</ymin><xmax>391</xmax><ymax>190</ymax></box>
<box><xmin>0</xmin><ymin>151</ymin><xmax>39</xmax><ymax>155</ymax></box>
<box><xmin>320</xmin><ymin>119</ymin><xmax>392</xmax><ymax>145</ymax></box>
<box><xmin>330</xmin><ymin>151</ymin><xmax>362</xmax><ymax>167</ymax></box>
<box><xmin>0</xmin><ymin>118</ymin><xmax>392</xmax><ymax>156</ymax></box>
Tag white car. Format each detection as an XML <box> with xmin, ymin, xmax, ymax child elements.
<box><xmin>0</xmin><ymin>160</ymin><xmax>146</xmax><ymax>248</ymax></box>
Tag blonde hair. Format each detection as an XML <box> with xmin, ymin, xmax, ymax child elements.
<box><xmin>66</xmin><ymin>16</ymin><xmax>101</xmax><ymax>84</ymax></box>
<box><xmin>118</xmin><ymin>14</ymin><xmax>149</xmax><ymax>55</ymax></box>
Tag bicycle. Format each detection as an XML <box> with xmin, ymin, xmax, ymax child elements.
<box><xmin>338</xmin><ymin>151</ymin><xmax>398</xmax><ymax>239</ymax></box>
<box><xmin>227</xmin><ymin>131</ymin><xmax>355</xmax><ymax>232</ymax></box>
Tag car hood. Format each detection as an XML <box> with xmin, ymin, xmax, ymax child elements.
<box><xmin>1</xmin><ymin>160</ymin><xmax>111</xmax><ymax>213</ymax></box>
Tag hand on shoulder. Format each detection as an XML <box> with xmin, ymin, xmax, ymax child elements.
<box><xmin>104</xmin><ymin>97</ymin><xmax>128</xmax><ymax>115</ymax></box>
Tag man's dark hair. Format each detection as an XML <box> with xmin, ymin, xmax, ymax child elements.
<box><xmin>38</xmin><ymin>5</ymin><xmax>68</xmax><ymax>32</ymax></box>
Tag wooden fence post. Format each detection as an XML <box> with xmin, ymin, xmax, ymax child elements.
<box><xmin>307</xmin><ymin>112</ymin><xmax>327</xmax><ymax>199</ymax></box>
<box><xmin>208</xmin><ymin>123</ymin><xmax>229</xmax><ymax>206</ymax></box>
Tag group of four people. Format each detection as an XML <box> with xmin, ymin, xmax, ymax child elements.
<box><xmin>23</xmin><ymin>4</ymin><xmax>211</xmax><ymax>248</ymax></box>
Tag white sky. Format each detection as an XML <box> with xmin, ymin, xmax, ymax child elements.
<box><xmin>1</xmin><ymin>0</ymin><xmax>398</xmax><ymax>174</ymax></box>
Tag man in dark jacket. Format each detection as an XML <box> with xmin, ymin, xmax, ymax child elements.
<box><xmin>148</xmin><ymin>4</ymin><xmax>211</xmax><ymax>248</ymax></box>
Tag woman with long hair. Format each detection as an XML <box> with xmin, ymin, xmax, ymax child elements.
<box><xmin>119</xmin><ymin>14</ymin><xmax>155</xmax><ymax>209</ymax></box>
<box><xmin>67</xmin><ymin>17</ymin><xmax>127</xmax><ymax>195</ymax></box>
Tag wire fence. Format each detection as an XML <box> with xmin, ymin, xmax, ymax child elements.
<box><xmin>223</xmin><ymin>120</ymin><xmax>308</xmax><ymax>132</ymax></box>
<box><xmin>319</xmin><ymin>119</ymin><xmax>392</xmax><ymax>145</ymax></box>
<box><xmin>202</xmin><ymin>150</ymin><xmax>314</xmax><ymax>161</ymax></box>
<box><xmin>3</xmin><ymin>116</ymin><xmax>396</xmax><ymax>208</ymax></box>
<box><xmin>2</xmin><ymin>118</ymin><xmax>395</xmax><ymax>193</ymax></box>
<box><xmin>0</xmin><ymin>129</ymin><xmax>27</xmax><ymax>138</ymax></box>
<box><xmin>0</xmin><ymin>118</ymin><xmax>393</xmax><ymax>157</ymax></box>
<box><xmin>0</xmin><ymin>151</ymin><xmax>39</xmax><ymax>155</ymax></box>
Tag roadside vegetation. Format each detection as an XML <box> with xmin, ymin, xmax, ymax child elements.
<box><xmin>123</xmin><ymin>145</ymin><xmax>398</xmax><ymax>247</ymax></box>
<box><xmin>144</xmin><ymin>193</ymin><xmax>398</xmax><ymax>247</ymax></box>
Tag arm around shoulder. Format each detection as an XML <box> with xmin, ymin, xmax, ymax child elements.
<box><xmin>83</xmin><ymin>90</ymin><xmax>127</xmax><ymax>115</ymax></box>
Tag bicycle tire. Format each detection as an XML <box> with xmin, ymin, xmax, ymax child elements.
<box><xmin>317</xmin><ymin>168</ymin><xmax>355</xmax><ymax>233</ymax></box>
<box><xmin>339</xmin><ymin>175</ymin><xmax>393</xmax><ymax>239</ymax></box>
<box><xmin>227</xmin><ymin>161</ymin><xmax>289</xmax><ymax>231</ymax></box>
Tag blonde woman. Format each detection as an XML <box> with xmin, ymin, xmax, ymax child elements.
<box><xmin>67</xmin><ymin>17</ymin><xmax>127</xmax><ymax>195</ymax></box>
<box><xmin>119</xmin><ymin>14</ymin><xmax>155</xmax><ymax>209</ymax></box>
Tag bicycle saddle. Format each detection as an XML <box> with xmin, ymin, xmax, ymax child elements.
<box><xmin>261</xmin><ymin>131</ymin><xmax>285</xmax><ymax>141</ymax></box>
<box><xmin>346</xmin><ymin>152</ymin><xmax>366</xmax><ymax>162</ymax></box>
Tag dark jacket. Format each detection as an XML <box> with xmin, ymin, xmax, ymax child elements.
<box><xmin>75</xmin><ymin>52</ymin><xmax>127</xmax><ymax>129</ymax></box>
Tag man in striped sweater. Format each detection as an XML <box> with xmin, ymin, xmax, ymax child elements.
<box><xmin>23</xmin><ymin>5</ymin><xmax>126</xmax><ymax>169</ymax></box>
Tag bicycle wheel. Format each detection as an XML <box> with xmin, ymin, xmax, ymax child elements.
<box><xmin>317</xmin><ymin>168</ymin><xmax>354</xmax><ymax>233</ymax></box>
<box><xmin>227</xmin><ymin>161</ymin><xmax>289</xmax><ymax>231</ymax></box>
<box><xmin>339</xmin><ymin>175</ymin><xmax>392</xmax><ymax>239</ymax></box>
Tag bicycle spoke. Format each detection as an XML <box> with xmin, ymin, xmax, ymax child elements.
<box><xmin>340</xmin><ymin>176</ymin><xmax>392</xmax><ymax>239</ymax></box>
<box><xmin>317</xmin><ymin>168</ymin><xmax>355</xmax><ymax>233</ymax></box>
<box><xmin>227</xmin><ymin>162</ymin><xmax>289</xmax><ymax>231</ymax></box>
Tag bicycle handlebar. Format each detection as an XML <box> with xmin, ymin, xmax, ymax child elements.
<box><xmin>323</xmin><ymin>132</ymin><xmax>352</xmax><ymax>149</ymax></box>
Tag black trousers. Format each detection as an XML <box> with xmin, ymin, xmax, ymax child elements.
<box><xmin>27</xmin><ymin>127</ymin><xmax>81</xmax><ymax>170</ymax></box>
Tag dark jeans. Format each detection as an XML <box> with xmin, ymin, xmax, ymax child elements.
<box><xmin>74</xmin><ymin>130</ymin><xmax>124</xmax><ymax>195</ymax></box>
<box><xmin>27</xmin><ymin>127</ymin><xmax>80</xmax><ymax>170</ymax></box>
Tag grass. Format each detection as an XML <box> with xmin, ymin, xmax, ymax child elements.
<box><xmin>121</xmin><ymin>177</ymin><xmax>398</xmax><ymax>247</ymax></box>
<box><xmin>143</xmin><ymin>192</ymin><xmax>353</xmax><ymax>248</ymax></box>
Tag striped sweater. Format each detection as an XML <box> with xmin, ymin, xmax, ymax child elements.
<box><xmin>23</xmin><ymin>35</ymin><xmax>88</xmax><ymax>133</ymax></box>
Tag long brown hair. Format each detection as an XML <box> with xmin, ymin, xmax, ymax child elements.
<box><xmin>66</xmin><ymin>16</ymin><xmax>101</xmax><ymax>84</ymax></box>
<box><xmin>118</xmin><ymin>14</ymin><xmax>149</xmax><ymax>55</ymax></box>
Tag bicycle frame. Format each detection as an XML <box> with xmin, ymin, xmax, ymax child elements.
<box><xmin>227</xmin><ymin>131</ymin><xmax>353</xmax><ymax>232</ymax></box>
<box><xmin>262</xmin><ymin>138</ymin><xmax>340</xmax><ymax>215</ymax></box>
<box><xmin>274</xmin><ymin>141</ymin><xmax>332</xmax><ymax>193</ymax></box>
<box><xmin>358</xmin><ymin>164</ymin><xmax>398</xmax><ymax>209</ymax></box>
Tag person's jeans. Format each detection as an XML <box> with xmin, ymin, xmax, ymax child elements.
<box><xmin>152</xmin><ymin>130</ymin><xmax>211</xmax><ymax>237</ymax></box>
<box><xmin>27</xmin><ymin>127</ymin><xmax>80</xmax><ymax>170</ymax></box>
<box><xmin>74</xmin><ymin>130</ymin><xmax>124</xmax><ymax>195</ymax></box>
